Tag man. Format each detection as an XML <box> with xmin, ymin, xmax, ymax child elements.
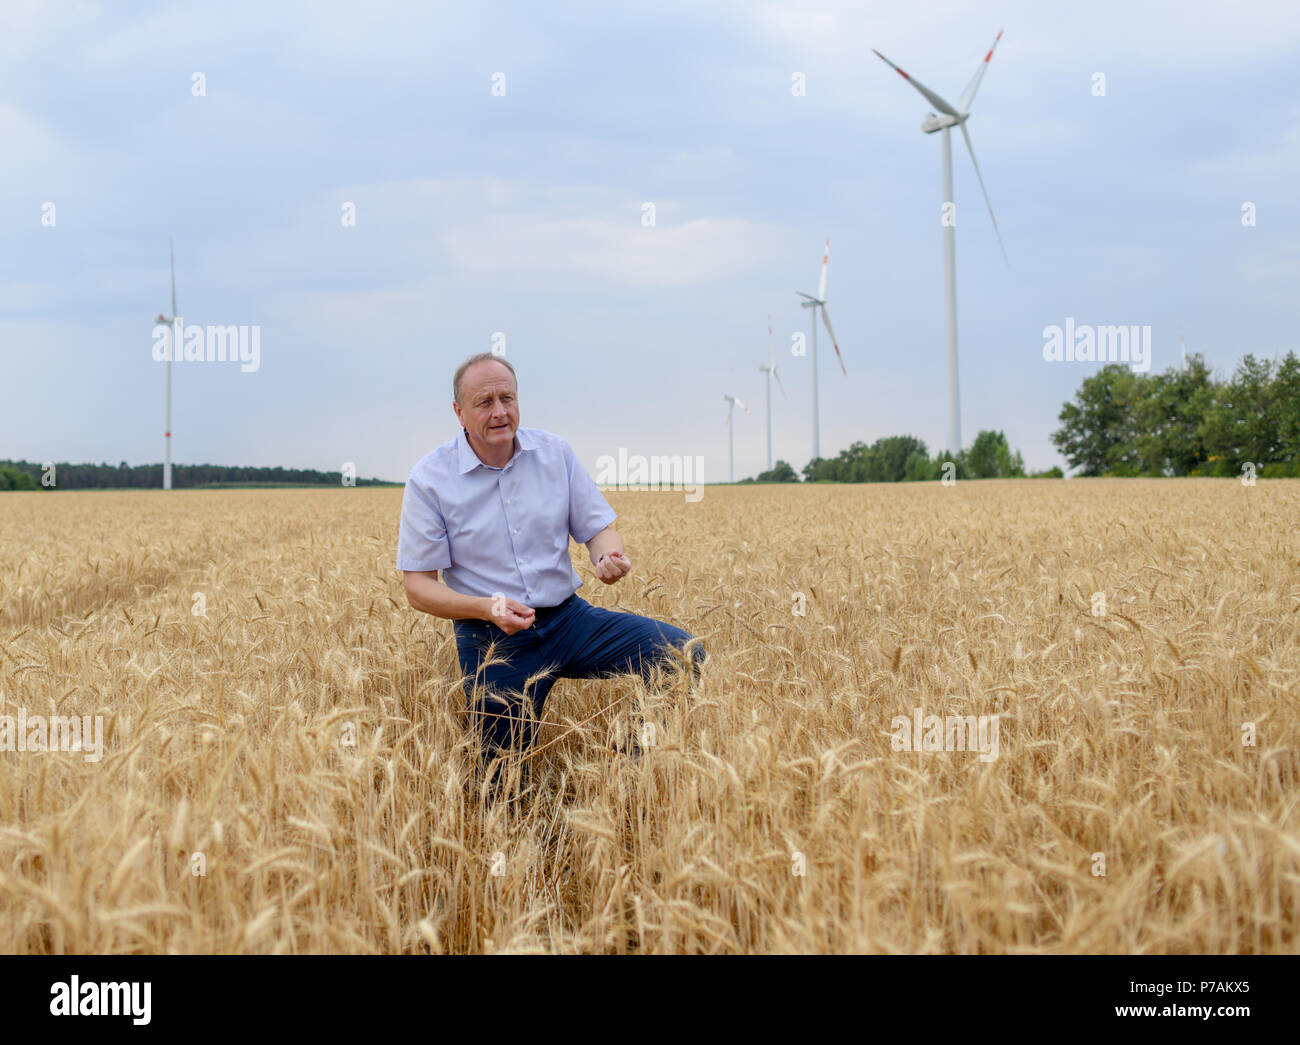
<box><xmin>397</xmin><ymin>353</ymin><xmax>705</xmax><ymax>796</ymax></box>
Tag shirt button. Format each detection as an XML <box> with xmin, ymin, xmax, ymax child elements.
<box><xmin>513</xmin><ymin>528</ymin><xmax>519</xmax><ymax>534</ymax></box>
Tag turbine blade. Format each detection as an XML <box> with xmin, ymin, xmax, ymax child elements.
<box><xmin>959</xmin><ymin>29</ymin><xmax>1003</xmax><ymax>113</ymax></box>
<box><xmin>773</xmin><ymin>367</ymin><xmax>787</xmax><ymax>397</ymax></box>
<box><xmin>820</xmin><ymin>306</ymin><xmax>847</xmax><ymax>376</ymax></box>
<box><xmin>768</xmin><ymin>313</ymin><xmax>774</xmax><ymax>368</ymax></box>
<box><xmin>872</xmin><ymin>49</ymin><xmax>960</xmax><ymax>117</ymax></box>
<box><xmin>817</xmin><ymin>237</ymin><xmax>829</xmax><ymax>301</ymax></box>
<box><xmin>169</xmin><ymin>236</ymin><xmax>177</xmax><ymax>316</ymax></box>
<box><xmin>736</xmin><ymin>397</ymin><xmax>747</xmax><ymax>413</ymax></box>
<box><xmin>959</xmin><ymin>123</ymin><xmax>1008</xmax><ymax>266</ymax></box>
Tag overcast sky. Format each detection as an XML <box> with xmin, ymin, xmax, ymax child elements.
<box><xmin>4</xmin><ymin>0</ymin><xmax>1298</xmax><ymax>481</ymax></box>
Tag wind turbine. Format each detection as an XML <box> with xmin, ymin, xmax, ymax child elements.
<box><xmin>758</xmin><ymin>314</ymin><xmax>786</xmax><ymax>472</ymax></box>
<box><xmin>153</xmin><ymin>237</ymin><xmax>180</xmax><ymax>491</ymax></box>
<box><xmin>796</xmin><ymin>237</ymin><xmax>847</xmax><ymax>463</ymax></box>
<box><xmin>723</xmin><ymin>394</ymin><xmax>750</xmax><ymax>484</ymax></box>
<box><xmin>874</xmin><ymin>31</ymin><xmax>1008</xmax><ymax>455</ymax></box>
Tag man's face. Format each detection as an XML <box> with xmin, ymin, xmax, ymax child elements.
<box><xmin>454</xmin><ymin>361</ymin><xmax>520</xmax><ymax>454</ymax></box>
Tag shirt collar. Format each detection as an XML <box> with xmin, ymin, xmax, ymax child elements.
<box><xmin>457</xmin><ymin>426</ymin><xmax>536</xmax><ymax>474</ymax></box>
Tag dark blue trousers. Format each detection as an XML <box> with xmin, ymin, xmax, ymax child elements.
<box><xmin>453</xmin><ymin>593</ymin><xmax>705</xmax><ymax>759</ymax></box>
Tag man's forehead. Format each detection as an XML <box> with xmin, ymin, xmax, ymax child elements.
<box><xmin>463</xmin><ymin>362</ymin><xmax>516</xmax><ymax>395</ymax></box>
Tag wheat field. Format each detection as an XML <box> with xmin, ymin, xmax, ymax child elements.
<box><xmin>0</xmin><ymin>480</ymin><xmax>1297</xmax><ymax>953</ymax></box>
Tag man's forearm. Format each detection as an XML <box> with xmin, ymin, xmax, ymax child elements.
<box><xmin>404</xmin><ymin>572</ymin><xmax>491</xmax><ymax>621</ymax></box>
<box><xmin>586</xmin><ymin>526</ymin><xmax>624</xmax><ymax>564</ymax></box>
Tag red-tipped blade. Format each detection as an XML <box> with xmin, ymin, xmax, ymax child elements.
<box><xmin>873</xmin><ymin>49</ymin><xmax>960</xmax><ymax>117</ymax></box>
<box><xmin>820</xmin><ymin>306</ymin><xmax>847</xmax><ymax>376</ymax></box>
<box><xmin>960</xmin><ymin>29</ymin><xmax>1003</xmax><ymax>112</ymax></box>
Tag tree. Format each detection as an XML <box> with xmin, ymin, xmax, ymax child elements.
<box><xmin>932</xmin><ymin>448</ymin><xmax>969</xmax><ymax>481</ymax></box>
<box><xmin>755</xmin><ymin>460</ymin><xmax>798</xmax><ymax>482</ymax></box>
<box><xmin>1130</xmin><ymin>354</ymin><xmax>1214</xmax><ymax>475</ymax></box>
<box><xmin>965</xmin><ymin>430</ymin><xmax>1025</xmax><ymax>478</ymax></box>
<box><xmin>903</xmin><ymin>450</ymin><xmax>932</xmax><ymax>481</ymax></box>
<box><xmin>871</xmin><ymin>435</ymin><xmax>928</xmax><ymax>482</ymax></box>
<box><xmin>0</xmin><ymin>464</ymin><xmax>37</xmax><ymax>490</ymax></box>
<box><xmin>1274</xmin><ymin>351</ymin><xmax>1300</xmax><ymax>464</ymax></box>
<box><xmin>1201</xmin><ymin>353</ymin><xmax>1295</xmax><ymax>472</ymax></box>
<box><xmin>1051</xmin><ymin>364</ymin><xmax>1147</xmax><ymax>476</ymax></box>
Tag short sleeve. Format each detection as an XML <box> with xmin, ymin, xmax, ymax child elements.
<box><xmin>396</xmin><ymin>472</ymin><xmax>452</xmax><ymax>572</ymax></box>
<box><xmin>565</xmin><ymin>440</ymin><xmax>616</xmax><ymax>544</ymax></box>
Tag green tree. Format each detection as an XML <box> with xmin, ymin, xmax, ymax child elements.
<box><xmin>755</xmin><ymin>460</ymin><xmax>798</xmax><ymax>482</ymax></box>
<box><xmin>1051</xmin><ymin>364</ymin><xmax>1147</xmax><ymax>476</ymax></box>
<box><xmin>0</xmin><ymin>464</ymin><xmax>38</xmax><ymax>490</ymax></box>
<box><xmin>965</xmin><ymin>429</ymin><xmax>1025</xmax><ymax>478</ymax></box>
<box><xmin>1130</xmin><ymin>354</ymin><xmax>1214</xmax><ymax>475</ymax></box>
<box><xmin>903</xmin><ymin>450</ymin><xmax>933</xmax><ymax>481</ymax></box>
<box><xmin>1201</xmin><ymin>354</ymin><xmax>1296</xmax><ymax>473</ymax></box>
<box><xmin>1273</xmin><ymin>351</ymin><xmax>1300</xmax><ymax>463</ymax></box>
<box><xmin>871</xmin><ymin>435</ymin><xmax>928</xmax><ymax>482</ymax></box>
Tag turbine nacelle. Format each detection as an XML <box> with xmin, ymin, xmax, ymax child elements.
<box><xmin>921</xmin><ymin>111</ymin><xmax>967</xmax><ymax>134</ymax></box>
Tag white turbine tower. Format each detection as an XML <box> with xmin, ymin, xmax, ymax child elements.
<box><xmin>796</xmin><ymin>237</ymin><xmax>847</xmax><ymax>463</ymax></box>
<box><xmin>758</xmin><ymin>314</ymin><xmax>786</xmax><ymax>472</ymax></box>
<box><xmin>723</xmin><ymin>393</ymin><xmax>750</xmax><ymax>484</ymax></box>
<box><xmin>153</xmin><ymin>237</ymin><xmax>180</xmax><ymax>490</ymax></box>
<box><xmin>874</xmin><ymin>31</ymin><xmax>1008</xmax><ymax>455</ymax></box>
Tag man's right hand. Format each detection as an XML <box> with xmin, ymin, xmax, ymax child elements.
<box><xmin>486</xmin><ymin>594</ymin><xmax>536</xmax><ymax>635</ymax></box>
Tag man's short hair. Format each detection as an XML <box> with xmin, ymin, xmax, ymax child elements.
<box><xmin>453</xmin><ymin>353</ymin><xmax>517</xmax><ymax>405</ymax></box>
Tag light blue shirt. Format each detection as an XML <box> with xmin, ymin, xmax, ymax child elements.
<box><xmin>396</xmin><ymin>426</ymin><xmax>617</xmax><ymax>609</ymax></box>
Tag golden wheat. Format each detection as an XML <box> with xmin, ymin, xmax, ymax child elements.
<box><xmin>0</xmin><ymin>479</ymin><xmax>1297</xmax><ymax>953</ymax></box>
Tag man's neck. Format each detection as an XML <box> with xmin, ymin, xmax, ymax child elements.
<box><xmin>466</xmin><ymin>429</ymin><xmax>516</xmax><ymax>470</ymax></box>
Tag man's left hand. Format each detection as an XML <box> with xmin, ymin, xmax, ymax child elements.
<box><xmin>595</xmin><ymin>550</ymin><xmax>632</xmax><ymax>584</ymax></box>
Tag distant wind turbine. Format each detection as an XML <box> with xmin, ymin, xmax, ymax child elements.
<box><xmin>153</xmin><ymin>237</ymin><xmax>180</xmax><ymax>491</ymax></box>
<box><xmin>723</xmin><ymin>393</ymin><xmax>750</xmax><ymax>484</ymax></box>
<box><xmin>796</xmin><ymin>237</ymin><xmax>847</xmax><ymax>462</ymax></box>
<box><xmin>874</xmin><ymin>31</ymin><xmax>1008</xmax><ymax>454</ymax></box>
<box><xmin>758</xmin><ymin>314</ymin><xmax>786</xmax><ymax>471</ymax></box>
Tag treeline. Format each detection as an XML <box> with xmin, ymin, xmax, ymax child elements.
<box><xmin>1051</xmin><ymin>352</ymin><xmax>1300</xmax><ymax>476</ymax></box>
<box><xmin>745</xmin><ymin>430</ymin><xmax>1062</xmax><ymax>484</ymax></box>
<box><xmin>0</xmin><ymin>460</ymin><xmax>396</xmax><ymax>490</ymax></box>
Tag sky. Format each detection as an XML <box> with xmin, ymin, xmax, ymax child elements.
<box><xmin>3</xmin><ymin>0</ymin><xmax>1298</xmax><ymax>482</ymax></box>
